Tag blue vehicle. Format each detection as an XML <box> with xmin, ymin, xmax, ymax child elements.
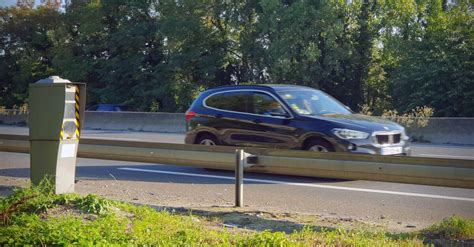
<box><xmin>87</xmin><ymin>104</ymin><xmax>130</xmax><ymax>112</ymax></box>
<box><xmin>185</xmin><ymin>85</ymin><xmax>410</xmax><ymax>156</ymax></box>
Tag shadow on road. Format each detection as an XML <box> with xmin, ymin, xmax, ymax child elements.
<box><xmin>0</xmin><ymin>185</ymin><xmax>23</xmax><ymax>197</ymax></box>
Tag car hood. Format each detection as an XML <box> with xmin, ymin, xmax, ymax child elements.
<box><xmin>306</xmin><ymin>113</ymin><xmax>404</xmax><ymax>132</ymax></box>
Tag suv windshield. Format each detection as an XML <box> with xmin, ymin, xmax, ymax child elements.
<box><xmin>277</xmin><ymin>89</ymin><xmax>351</xmax><ymax>116</ymax></box>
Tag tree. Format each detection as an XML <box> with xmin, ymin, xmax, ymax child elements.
<box><xmin>0</xmin><ymin>6</ymin><xmax>62</xmax><ymax>108</ymax></box>
<box><xmin>1</xmin><ymin>0</ymin><xmax>472</xmax><ymax>116</ymax></box>
<box><xmin>251</xmin><ymin>0</ymin><xmax>377</xmax><ymax>109</ymax></box>
<box><xmin>388</xmin><ymin>0</ymin><xmax>474</xmax><ymax>116</ymax></box>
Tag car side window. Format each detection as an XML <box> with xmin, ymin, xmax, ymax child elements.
<box><xmin>205</xmin><ymin>91</ymin><xmax>252</xmax><ymax>113</ymax></box>
<box><xmin>252</xmin><ymin>92</ymin><xmax>287</xmax><ymax>116</ymax></box>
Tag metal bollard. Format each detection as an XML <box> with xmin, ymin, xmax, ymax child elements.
<box><xmin>235</xmin><ymin>149</ymin><xmax>244</xmax><ymax>207</ymax></box>
<box><xmin>235</xmin><ymin>149</ymin><xmax>257</xmax><ymax>207</ymax></box>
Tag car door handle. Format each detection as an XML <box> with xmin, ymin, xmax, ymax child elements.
<box><xmin>253</xmin><ymin>119</ymin><xmax>261</xmax><ymax>124</ymax></box>
<box><xmin>215</xmin><ymin>114</ymin><xmax>223</xmax><ymax>118</ymax></box>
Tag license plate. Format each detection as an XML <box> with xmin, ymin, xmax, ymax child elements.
<box><xmin>380</xmin><ymin>146</ymin><xmax>403</xmax><ymax>155</ymax></box>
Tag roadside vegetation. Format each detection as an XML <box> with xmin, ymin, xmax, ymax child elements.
<box><xmin>1</xmin><ymin>183</ymin><xmax>472</xmax><ymax>246</ymax></box>
<box><xmin>422</xmin><ymin>216</ymin><xmax>474</xmax><ymax>240</ymax></box>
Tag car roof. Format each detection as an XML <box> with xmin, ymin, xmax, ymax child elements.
<box><xmin>93</xmin><ymin>103</ymin><xmax>124</xmax><ymax>106</ymax></box>
<box><xmin>260</xmin><ymin>84</ymin><xmax>314</xmax><ymax>91</ymax></box>
<box><xmin>207</xmin><ymin>84</ymin><xmax>313</xmax><ymax>93</ymax></box>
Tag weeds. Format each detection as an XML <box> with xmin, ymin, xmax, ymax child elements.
<box><xmin>359</xmin><ymin>105</ymin><xmax>434</xmax><ymax>128</ymax></box>
<box><xmin>0</xmin><ymin>184</ymin><xmax>470</xmax><ymax>246</ymax></box>
<box><xmin>422</xmin><ymin>216</ymin><xmax>474</xmax><ymax>239</ymax></box>
<box><xmin>381</xmin><ymin>106</ymin><xmax>435</xmax><ymax>128</ymax></box>
<box><xmin>0</xmin><ymin>194</ymin><xmax>37</xmax><ymax>226</ymax></box>
<box><xmin>76</xmin><ymin>194</ymin><xmax>113</xmax><ymax>215</ymax></box>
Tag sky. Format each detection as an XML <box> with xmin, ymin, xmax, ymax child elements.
<box><xmin>0</xmin><ymin>0</ymin><xmax>17</xmax><ymax>7</ymax></box>
<box><xmin>0</xmin><ymin>0</ymin><xmax>43</xmax><ymax>8</ymax></box>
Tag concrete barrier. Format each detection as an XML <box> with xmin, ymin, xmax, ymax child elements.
<box><xmin>0</xmin><ymin>110</ymin><xmax>28</xmax><ymax>126</ymax></box>
<box><xmin>0</xmin><ymin>110</ymin><xmax>185</xmax><ymax>133</ymax></box>
<box><xmin>1</xmin><ymin>110</ymin><xmax>473</xmax><ymax>145</ymax></box>
<box><xmin>84</xmin><ymin>111</ymin><xmax>186</xmax><ymax>133</ymax></box>
<box><xmin>405</xmin><ymin>118</ymin><xmax>474</xmax><ymax>145</ymax></box>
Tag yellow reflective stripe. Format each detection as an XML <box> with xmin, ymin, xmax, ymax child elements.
<box><xmin>75</xmin><ymin>88</ymin><xmax>80</xmax><ymax>139</ymax></box>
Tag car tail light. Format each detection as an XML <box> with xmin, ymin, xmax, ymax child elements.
<box><xmin>185</xmin><ymin>111</ymin><xmax>197</xmax><ymax>121</ymax></box>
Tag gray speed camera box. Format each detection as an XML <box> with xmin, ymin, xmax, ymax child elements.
<box><xmin>29</xmin><ymin>76</ymin><xmax>86</xmax><ymax>194</ymax></box>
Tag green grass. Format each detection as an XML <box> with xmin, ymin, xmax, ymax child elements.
<box><xmin>0</xmin><ymin>182</ymin><xmax>469</xmax><ymax>246</ymax></box>
<box><xmin>422</xmin><ymin>216</ymin><xmax>474</xmax><ymax>239</ymax></box>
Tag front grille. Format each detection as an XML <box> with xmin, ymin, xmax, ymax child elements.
<box><xmin>375</xmin><ymin>133</ymin><xmax>401</xmax><ymax>145</ymax></box>
<box><xmin>393</xmin><ymin>134</ymin><xmax>401</xmax><ymax>143</ymax></box>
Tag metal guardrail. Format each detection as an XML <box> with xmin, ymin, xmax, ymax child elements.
<box><xmin>1</xmin><ymin>134</ymin><xmax>473</xmax><ymax>189</ymax></box>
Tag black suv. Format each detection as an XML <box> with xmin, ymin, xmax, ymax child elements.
<box><xmin>185</xmin><ymin>85</ymin><xmax>410</xmax><ymax>156</ymax></box>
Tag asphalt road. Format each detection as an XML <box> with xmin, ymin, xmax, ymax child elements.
<box><xmin>0</xmin><ymin>126</ymin><xmax>473</xmax><ymax>231</ymax></box>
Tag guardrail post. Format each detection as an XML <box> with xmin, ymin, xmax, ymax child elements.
<box><xmin>235</xmin><ymin>149</ymin><xmax>244</xmax><ymax>207</ymax></box>
<box><xmin>235</xmin><ymin>149</ymin><xmax>258</xmax><ymax>207</ymax></box>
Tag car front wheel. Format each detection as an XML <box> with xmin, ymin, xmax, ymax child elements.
<box><xmin>305</xmin><ymin>139</ymin><xmax>334</xmax><ymax>152</ymax></box>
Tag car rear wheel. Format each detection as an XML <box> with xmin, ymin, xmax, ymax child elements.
<box><xmin>196</xmin><ymin>134</ymin><xmax>221</xmax><ymax>171</ymax></box>
<box><xmin>305</xmin><ymin>139</ymin><xmax>334</xmax><ymax>152</ymax></box>
<box><xmin>196</xmin><ymin>134</ymin><xmax>219</xmax><ymax>146</ymax></box>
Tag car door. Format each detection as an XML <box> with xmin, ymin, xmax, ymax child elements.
<box><xmin>247</xmin><ymin>91</ymin><xmax>298</xmax><ymax>148</ymax></box>
<box><xmin>204</xmin><ymin>90</ymin><xmax>298</xmax><ymax>148</ymax></box>
<box><xmin>204</xmin><ymin>91</ymin><xmax>262</xmax><ymax>146</ymax></box>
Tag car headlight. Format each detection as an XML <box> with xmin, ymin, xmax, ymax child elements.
<box><xmin>332</xmin><ymin>129</ymin><xmax>369</xmax><ymax>140</ymax></box>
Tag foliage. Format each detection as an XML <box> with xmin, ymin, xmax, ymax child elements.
<box><xmin>0</xmin><ymin>184</ymin><xmax>433</xmax><ymax>246</ymax></box>
<box><xmin>422</xmin><ymin>216</ymin><xmax>474</xmax><ymax>239</ymax></box>
<box><xmin>0</xmin><ymin>0</ymin><xmax>472</xmax><ymax>116</ymax></box>
<box><xmin>359</xmin><ymin>105</ymin><xmax>434</xmax><ymax>128</ymax></box>
<box><xmin>75</xmin><ymin>194</ymin><xmax>113</xmax><ymax>215</ymax></box>
<box><xmin>381</xmin><ymin>106</ymin><xmax>434</xmax><ymax>128</ymax></box>
<box><xmin>0</xmin><ymin>6</ymin><xmax>61</xmax><ymax>108</ymax></box>
<box><xmin>385</xmin><ymin>0</ymin><xmax>474</xmax><ymax>117</ymax></box>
